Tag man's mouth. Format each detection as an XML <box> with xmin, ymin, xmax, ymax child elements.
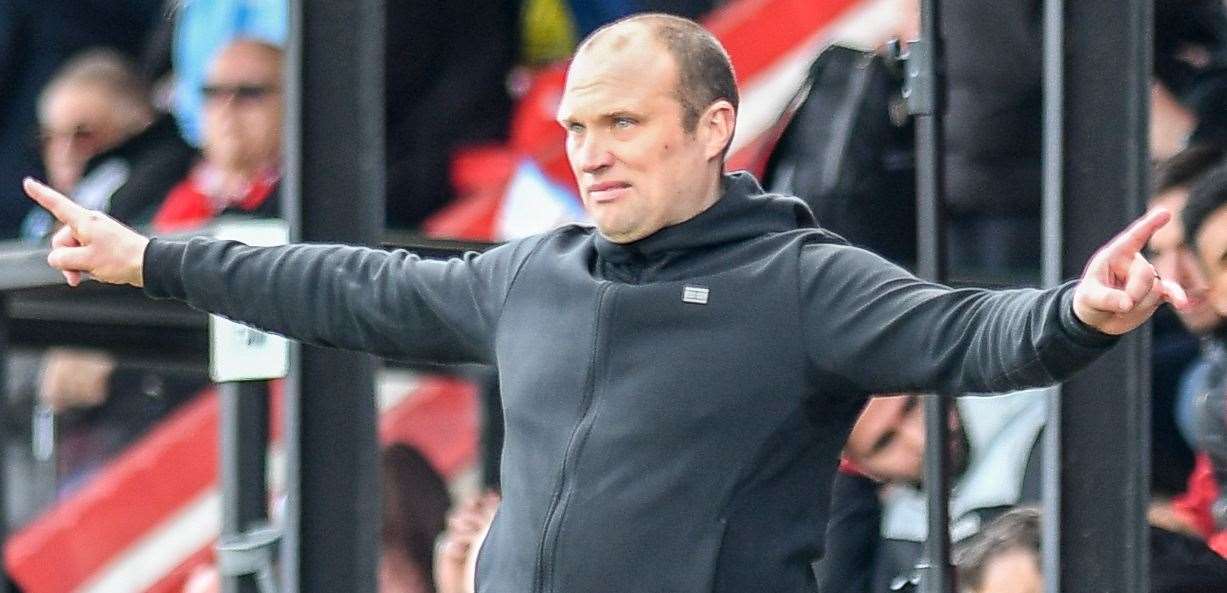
<box><xmin>588</xmin><ymin>182</ymin><xmax>630</xmax><ymax>202</ymax></box>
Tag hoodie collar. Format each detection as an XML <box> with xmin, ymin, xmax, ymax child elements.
<box><xmin>592</xmin><ymin>171</ymin><xmax>817</xmax><ymax>265</ymax></box>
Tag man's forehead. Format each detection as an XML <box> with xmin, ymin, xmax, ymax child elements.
<box><xmin>560</xmin><ymin>38</ymin><xmax>677</xmax><ymax>114</ymax></box>
<box><xmin>210</xmin><ymin>43</ymin><xmax>281</xmax><ymax>80</ymax></box>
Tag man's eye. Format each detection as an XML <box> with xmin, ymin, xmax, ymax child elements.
<box><xmin>871</xmin><ymin>430</ymin><xmax>897</xmax><ymax>454</ymax></box>
<box><xmin>613</xmin><ymin>117</ymin><xmax>635</xmax><ymax>128</ymax></box>
<box><xmin>566</xmin><ymin>123</ymin><xmax>585</xmax><ymax>134</ymax></box>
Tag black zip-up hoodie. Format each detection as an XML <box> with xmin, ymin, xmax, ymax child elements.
<box><xmin>143</xmin><ymin>172</ymin><xmax>1115</xmax><ymax>593</ymax></box>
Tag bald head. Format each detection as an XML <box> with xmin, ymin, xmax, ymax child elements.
<box><xmin>577</xmin><ymin>14</ymin><xmax>738</xmax><ymax>135</ymax></box>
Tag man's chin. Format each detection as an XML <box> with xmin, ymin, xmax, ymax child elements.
<box><xmin>595</xmin><ymin>222</ymin><xmax>647</xmax><ymax>244</ymax></box>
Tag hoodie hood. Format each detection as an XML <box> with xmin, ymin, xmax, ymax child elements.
<box><xmin>592</xmin><ymin>171</ymin><xmax>821</xmax><ymax>267</ymax></box>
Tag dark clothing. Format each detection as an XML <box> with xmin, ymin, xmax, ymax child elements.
<box><xmin>142</xmin><ymin>172</ymin><xmax>1114</xmax><ymax>593</ymax></box>
<box><xmin>1151</xmin><ymin>525</ymin><xmax>1227</xmax><ymax>593</ymax></box>
<box><xmin>384</xmin><ymin>0</ymin><xmax>518</xmax><ymax>229</ymax></box>
<box><xmin>0</xmin><ymin>0</ymin><xmax>163</xmax><ymax>238</ymax></box>
<box><xmin>817</xmin><ymin>470</ymin><xmax>883</xmax><ymax>592</ymax></box>
<box><xmin>101</xmin><ymin>114</ymin><xmax>198</xmax><ymax>225</ymax></box>
<box><xmin>944</xmin><ymin>0</ymin><xmax>1227</xmax><ymax>217</ymax></box>
<box><xmin>940</xmin><ymin>0</ymin><xmax>1227</xmax><ymax>281</ymax></box>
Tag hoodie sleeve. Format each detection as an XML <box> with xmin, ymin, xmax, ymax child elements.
<box><xmin>142</xmin><ymin>235</ymin><xmax>545</xmax><ymax>364</ymax></box>
<box><xmin>798</xmin><ymin>243</ymin><xmax>1117</xmax><ymax>395</ymax></box>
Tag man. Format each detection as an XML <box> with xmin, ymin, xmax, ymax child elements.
<box><xmin>35</xmin><ymin>50</ymin><xmax>155</xmax><ymax>196</ymax></box>
<box><xmin>22</xmin><ymin>48</ymin><xmax>195</xmax><ymax>241</ymax></box>
<box><xmin>954</xmin><ymin>506</ymin><xmax>1227</xmax><ymax>593</ymax></box>
<box><xmin>1150</xmin><ymin>147</ymin><xmax>1226</xmax><ymax>338</ymax></box>
<box><xmin>820</xmin><ymin>390</ymin><xmax>1046</xmax><ymax>592</ymax></box>
<box><xmin>1146</xmin><ymin>146</ymin><xmax>1226</xmax><ymax>494</ymax></box>
<box><xmin>151</xmin><ymin>38</ymin><xmax>282</xmax><ymax>231</ymax></box>
<box><xmin>1180</xmin><ymin>163</ymin><xmax>1227</xmax><ymax>554</ymax></box>
<box><xmin>22</xmin><ymin>14</ymin><xmax>1184</xmax><ymax>593</ymax></box>
<box><xmin>0</xmin><ymin>0</ymin><xmax>164</xmax><ymax>239</ymax></box>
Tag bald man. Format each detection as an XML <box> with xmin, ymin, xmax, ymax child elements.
<box><xmin>24</xmin><ymin>14</ymin><xmax>1185</xmax><ymax>593</ymax></box>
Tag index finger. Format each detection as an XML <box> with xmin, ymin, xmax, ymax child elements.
<box><xmin>22</xmin><ymin>177</ymin><xmax>88</xmax><ymax>227</ymax></box>
<box><xmin>1105</xmin><ymin>207</ymin><xmax>1172</xmax><ymax>259</ymax></box>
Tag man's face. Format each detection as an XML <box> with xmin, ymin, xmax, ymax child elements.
<box><xmin>843</xmin><ymin>395</ymin><xmax>964</xmax><ymax>484</ymax></box>
<box><xmin>39</xmin><ymin>84</ymin><xmax>131</xmax><ymax>192</ymax></box>
<box><xmin>1148</xmin><ymin>190</ymin><xmax>1220</xmax><ymax>333</ymax></box>
<box><xmin>202</xmin><ymin>42</ymin><xmax>282</xmax><ymax>172</ymax></box>
<box><xmin>556</xmin><ymin>28</ymin><xmax>729</xmax><ymax>243</ymax></box>
<box><xmin>1195</xmin><ymin>205</ymin><xmax>1227</xmax><ymax>318</ymax></box>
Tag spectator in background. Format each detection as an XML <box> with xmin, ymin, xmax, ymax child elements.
<box><xmin>152</xmin><ymin>38</ymin><xmax>282</xmax><ymax>232</ymax></box>
<box><xmin>1180</xmin><ymin>163</ymin><xmax>1227</xmax><ymax>554</ymax></box>
<box><xmin>953</xmin><ymin>507</ymin><xmax>1042</xmax><ymax>593</ymax></box>
<box><xmin>0</xmin><ymin>0</ymin><xmax>164</xmax><ymax>238</ymax></box>
<box><xmin>1146</xmin><ymin>146</ymin><xmax>1227</xmax><ymax>497</ymax></box>
<box><xmin>170</xmin><ymin>0</ymin><xmax>287</xmax><ymax>147</ymax></box>
<box><xmin>433</xmin><ymin>491</ymin><xmax>500</xmax><ymax>593</ymax></box>
<box><xmin>954</xmin><ymin>507</ymin><xmax>1227</xmax><ymax>593</ymax></box>
<box><xmin>818</xmin><ymin>390</ymin><xmax>1044</xmax><ymax>593</ymax></box>
<box><xmin>33</xmin><ymin>50</ymin><xmax>153</xmax><ymax>195</ymax></box>
<box><xmin>21</xmin><ymin>48</ymin><xmax>196</xmax><ymax>241</ymax></box>
<box><xmin>380</xmin><ymin>443</ymin><xmax>452</xmax><ymax>593</ymax></box>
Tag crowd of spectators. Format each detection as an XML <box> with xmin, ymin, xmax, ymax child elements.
<box><xmin>7</xmin><ymin>1</ymin><xmax>1227</xmax><ymax>593</ymax></box>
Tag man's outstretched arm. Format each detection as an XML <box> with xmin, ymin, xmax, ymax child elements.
<box><xmin>22</xmin><ymin>177</ymin><xmax>524</xmax><ymax>364</ymax></box>
<box><xmin>800</xmin><ymin>208</ymin><xmax>1189</xmax><ymax>395</ymax></box>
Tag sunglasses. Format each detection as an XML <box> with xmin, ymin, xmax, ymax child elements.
<box><xmin>201</xmin><ymin>84</ymin><xmax>279</xmax><ymax>102</ymax></box>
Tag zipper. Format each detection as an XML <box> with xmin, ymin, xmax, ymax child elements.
<box><xmin>533</xmin><ymin>282</ymin><xmax>615</xmax><ymax>593</ymax></box>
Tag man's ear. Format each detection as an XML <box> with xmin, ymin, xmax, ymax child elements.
<box><xmin>700</xmin><ymin>99</ymin><xmax>736</xmax><ymax>161</ymax></box>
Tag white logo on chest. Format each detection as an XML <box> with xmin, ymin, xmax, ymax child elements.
<box><xmin>682</xmin><ymin>286</ymin><xmax>709</xmax><ymax>305</ymax></box>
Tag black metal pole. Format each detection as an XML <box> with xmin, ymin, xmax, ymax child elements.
<box><xmin>1041</xmin><ymin>0</ymin><xmax>1151</xmax><ymax>592</ymax></box>
<box><xmin>281</xmin><ymin>0</ymin><xmax>384</xmax><ymax>592</ymax></box>
<box><xmin>220</xmin><ymin>381</ymin><xmax>270</xmax><ymax>593</ymax></box>
<box><xmin>0</xmin><ymin>295</ymin><xmax>10</xmax><ymax>593</ymax></box>
<box><xmin>907</xmin><ymin>0</ymin><xmax>953</xmax><ymax>590</ymax></box>
<box><xmin>477</xmin><ymin>368</ymin><xmax>503</xmax><ymax>491</ymax></box>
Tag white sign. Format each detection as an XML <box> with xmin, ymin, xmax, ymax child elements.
<box><xmin>209</xmin><ymin>219</ymin><xmax>291</xmax><ymax>383</ymax></box>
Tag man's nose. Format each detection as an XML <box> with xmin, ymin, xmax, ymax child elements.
<box><xmin>576</xmin><ymin>134</ymin><xmax>614</xmax><ymax>174</ymax></box>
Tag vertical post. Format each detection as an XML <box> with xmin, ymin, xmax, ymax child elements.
<box><xmin>0</xmin><ymin>296</ymin><xmax>9</xmax><ymax>593</ymax></box>
<box><xmin>477</xmin><ymin>369</ymin><xmax>503</xmax><ymax>491</ymax></box>
<box><xmin>282</xmin><ymin>0</ymin><xmax>384</xmax><ymax>592</ymax></box>
<box><xmin>1041</xmin><ymin>0</ymin><xmax>1151</xmax><ymax>592</ymax></box>
<box><xmin>908</xmin><ymin>0</ymin><xmax>953</xmax><ymax>590</ymax></box>
<box><xmin>220</xmin><ymin>381</ymin><xmax>270</xmax><ymax>593</ymax></box>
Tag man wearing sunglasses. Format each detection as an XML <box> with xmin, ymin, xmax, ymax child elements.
<box><xmin>151</xmin><ymin>38</ymin><xmax>282</xmax><ymax>231</ymax></box>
